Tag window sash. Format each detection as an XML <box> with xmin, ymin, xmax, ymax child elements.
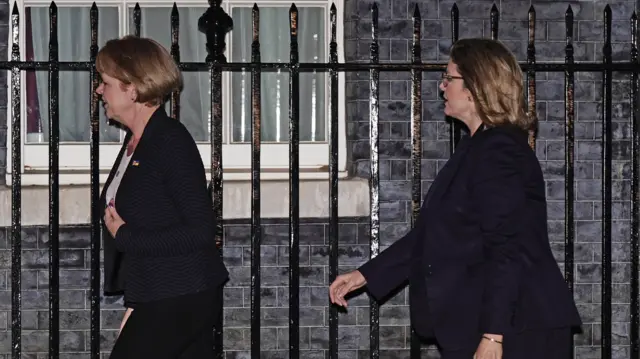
<box><xmin>21</xmin><ymin>2</ymin><xmax>331</xmax><ymax>144</ymax></box>
<box><xmin>7</xmin><ymin>0</ymin><xmax>348</xmax><ymax>181</ymax></box>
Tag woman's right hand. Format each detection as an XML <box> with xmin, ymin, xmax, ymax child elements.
<box><xmin>329</xmin><ymin>270</ymin><xmax>367</xmax><ymax>307</ymax></box>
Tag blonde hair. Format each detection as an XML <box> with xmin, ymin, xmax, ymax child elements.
<box><xmin>449</xmin><ymin>38</ymin><xmax>535</xmax><ymax>132</ymax></box>
<box><xmin>96</xmin><ymin>35</ymin><xmax>183</xmax><ymax>106</ymax></box>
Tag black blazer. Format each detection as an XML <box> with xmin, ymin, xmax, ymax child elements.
<box><xmin>359</xmin><ymin>125</ymin><xmax>581</xmax><ymax>350</ymax></box>
<box><xmin>100</xmin><ymin>107</ymin><xmax>228</xmax><ymax>306</ymax></box>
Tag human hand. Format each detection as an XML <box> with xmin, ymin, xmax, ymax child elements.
<box><xmin>474</xmin><ymin>334</ymin><xmax>503</xmax><ymax>359</ymax></box>
<box><xmin>104</xmin><ymin>203</ymin><xmax>125</xmax><ymax>238</ymax></box>
<box><xmin>329</xmin><ymin>270</ymin><xmax>367</xmax><ymax>307</ymax></box>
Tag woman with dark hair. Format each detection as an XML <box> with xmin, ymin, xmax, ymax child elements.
<box><xmin>329</xmin><ymin>38</ymin><xmax>581</xmax><ymax>359</ymax></box>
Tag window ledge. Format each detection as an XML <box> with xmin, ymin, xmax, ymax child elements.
<box><xmin>0</xmin><ymin>177</ymin><xmax>370</xmax><ymax>226</ymax></box>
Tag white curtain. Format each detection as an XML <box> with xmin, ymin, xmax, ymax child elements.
<box><xmin>231</xmin><ymin>7</ymin><xmax>326</xmax><ymax>142</ymax></box>
<box><xmin>28</xmin><ymin>6</ymin><xmax>120</xmax><ymax>143</ymax></box>
<box><xmin>28</xmin><ymin>5</ymin><xmax>326</xmax><ymax>144</ymax></box>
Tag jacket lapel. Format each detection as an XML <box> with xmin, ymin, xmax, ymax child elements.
<box><xmin>423</xmin><ymin>135</ymin><xmax>473</xmax><ymax>209</ymax></box>
<box><xmin>112</xmin><ymin>107</ymin><xmax>166</xmax><ymax>206</ymax></box>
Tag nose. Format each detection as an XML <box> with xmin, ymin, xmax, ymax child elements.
<box><xmin>95</xmin><ymin>83</ymin><xmax>103</xmax><ymax>95</ymax></box>
<box><xmin>439</xmin><ymin>80</ymin><xmax>446</xmax><ymax>92</ymax></box>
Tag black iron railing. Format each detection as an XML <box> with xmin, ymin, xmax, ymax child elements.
<box><xmin>2</xmin><ymin>1</ymin><xmax>639</xmax><ymax>359</ymax></box>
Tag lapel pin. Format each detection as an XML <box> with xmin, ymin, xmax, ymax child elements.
<box><xmin>132</xmin><ymin>160</ymin><xmax>140</xmax><ymax>167</ymax></box>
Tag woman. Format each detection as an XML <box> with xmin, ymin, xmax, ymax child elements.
<box><xmin>98</xmin><ymin>36</ymin><xmax>229</xmax><ymax>358</ymax></box>
<box><xmin>329</xmin><ymin>38</ymin><xmax>581</xmax><ymax>358</ymax></box>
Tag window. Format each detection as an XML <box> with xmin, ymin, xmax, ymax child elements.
<box><xmin>7</xmin><ymin>0</ymin><xmax>347</xmax><ymax>185</ymax></box>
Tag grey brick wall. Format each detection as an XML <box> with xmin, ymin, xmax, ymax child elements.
<box><xmin>0</xmin><ymin>219</ymin><xmax>374</xmax><ymax>358</ymax></box>
<box><xmin>0</xmin><ymin>0</ymin><xmax>638</xmax><ymax>358</ymax></box>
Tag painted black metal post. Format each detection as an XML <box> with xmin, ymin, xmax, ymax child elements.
<box><xmin>368</xmin><ymin>4</ymin><xmax>380</xmax><ymax>358</ymax></box>
<box><xmin>48</xmin><ymin>4</ymin><xmax>60</xmax><ymax>358</ymax></box>
<box><xmin>198</xmin><ymin>1</ymin><xmax>232</xmax><ymax>357</ymax></box>
<box><xmin>448</xmin><ymin>4</ymin><xmax>460</xmax><ymax>153</ymax></box>
<box><xmin>631</xmin><ymin>11</ymin><xmax>640</xmax><ymax>359</ymax></box>
<box><xmin>170</xmin><ymin>4</ymin><xmax>181</xmax><ymax>120</ymax></box>
<box><xmin>563</xmin><ymin>5</ymin><xmax>576</xmax><ymax>359</ymax></box>
<box><xmin>527</xmin><ymin>6</ymin><xmax>537</xmax><ymax>149</ymax></box>
<box><xmin>327</xmin><ymin>3</ymin><xmax>340</xmax><ymax>357</ymax></box>
<box><xmin>409</xmin><ymin>5</ymin><xmax>422</xmax><ymax>358</ymax></box>
<box><xmin>601</xmin><ymin>6</ymin><xmax>613</xmax><ymax>359</ymax></box>
<box><xmin>10</xmin><ymin>4</ymin><xmax>22</xmax><ymax>359</ymax></box>
<box><xmin>89</xmin><ymin>4</ymin><xmax>101</xmax><ymax>359</ymax></box>
<box><xmin>249</xmin><ymin>4</ymin><xmax>263</xmax><ymax>359</ymax></box>
<box><xmin>288</xmin><ymin>5</ymin><xmax>301</xmax><ymax>358</ymax></box>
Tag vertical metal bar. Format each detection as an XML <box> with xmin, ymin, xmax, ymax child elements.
<box><xmin>250</xmin><ymin>5</ymin><xmax>262</xmax><ymax>359</ymax></box>
<box><xmin>327</xmin><ymin>4</ymin><xmax>339</xmax><ymax>359</ymax></box>
<box><xmin>409</xmin><ymin>5</ymin><xmax>422</xmax><ymax>359</ymax></box>
<box><xmin>210</xmin><ymin>51</ymin><xmax>225</xmax><ymax>359</ymax></box>
<box><xmin>133</xmin><ymin>3</ymin><xmax>141</xmax><ymax>37</ymax></box>
<box><xmin>48</xmin><ymin>3</ymin><xmax>60</xmax><ymax>358</ymax></box>
<box><xmin>449</xmin><ymin>4</ymin><xmax>460</xmax><ymax>154</ymax></box>
<box><xmin>564</xmin><ymin>6</ymin><xmax>575</xmax><ymax>358</ymax></box>
<box><xmin>527</xmin><ymin>6</ymin><xmax>537</xmax><ymax>149</ymax></box>
<box><xmin>601</xmin><ymin>5</ymin><xmax>613</xmax><ymax>359</ymax></box>
<box><xmin>89</xmin><ymin>4</ymin><xmax>100</xmax><ymax>359</ymax></box>
<box><xmin>288</xmin><ymin>5</ymin><xmax>300</xmax><ymax>359</ymax></box>
<box><xmin>10</xmin><ymin>4</ymin><xmax>21</xmax><ymax>359</ymax></box>
<box><xmin>490</xmin><ymin>4</ymin><xmax>499</xmax><ymax>40</ymax></box>
<box><xmin>630</xmin><ymin>10</ymin><xmax>639</xmax><ymax>359</ymax></box>
<box><xmin>199</xmin><ymin>1</ymin><xmax>232</xmax><ymax>356</ymax></box>
<box><xmin>369</xmin><ymin>4</ymin><xmax>380</xmax><ymax>359</ymax></box>
<box><xmin>170</xmin><ymin>4</ymin><xmax>180</xmax><ymax>121</ymax></box>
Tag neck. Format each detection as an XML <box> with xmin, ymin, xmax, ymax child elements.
<box><xmin>468</xmin><ymin>121</ymin><xmax>483</xmax><ymax>136</ymax></box>
<box><xmin>127</xmin><ymin>105</ymin><xmax>160</xmax><ymax>139</ymax></box>
<box><xmin>463</xmin><ymin>114</ymin><xmax>483</xmax><ymax>136</ymax></box>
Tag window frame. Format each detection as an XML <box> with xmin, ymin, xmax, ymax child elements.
<box><xmin>6</xmin><ymin>0</ymin><xmax>347</xmax><ymax>186</ymax></box>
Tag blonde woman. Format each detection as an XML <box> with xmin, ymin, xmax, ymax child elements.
<box><xmin>98</xmin><ymin>36</ymin><xmax>228</xmax><ymax>358</ymax></box>
<box><xmin>329</xmin><ymin>38</ymin><xmax>581</xmax><ymax>359</ymax></box>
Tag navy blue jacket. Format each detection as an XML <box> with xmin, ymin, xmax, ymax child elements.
<box><xmin>359</xmin><ymin>125</ymin><xmax>581</xmax><ymax>350</ymax></box>
<box><xmin>100</xmin><ymin>107</ymin><xmax>228</xmax><ymax>306</ymax></box>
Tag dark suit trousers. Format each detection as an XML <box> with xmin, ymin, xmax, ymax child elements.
<box><xmin>439</xmin><ymin>327</ymin><xmax>571</xmax><ymax>359</ymax></box>
<box><xmin>109</xmin><ymin>286</ymin><xmax>222</xmax><ymax>359</ymax></box>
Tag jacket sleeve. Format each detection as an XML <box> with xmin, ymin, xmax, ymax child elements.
<box><xmin>470</xmin><ymin>134</ymin><xmax>527</xmax><ymax>334</ymax></box>
<box><xmin>113</xmin><ymin>130</ymin><xmax>216</xmax><ymax>257</ymax></box>
<box><xmin>358</xmin><ymin>222</ymin><xmax>419</xmax><ymax>301</ymax></box>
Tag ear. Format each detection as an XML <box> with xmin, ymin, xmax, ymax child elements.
<box><xmin>126</xmin><ymin>85</ymin><xmax>138</xmax><ymax>102</ymax></box>
<box><xmin>462</xmin><ymin>87</ymin><xmax>474</xmax><ymax>102</ymax></box>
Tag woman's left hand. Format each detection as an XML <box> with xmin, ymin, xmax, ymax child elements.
<box><xmin>474</xmin><ymin>334</ymin><xmax>503</xmax><ymax>359</ymax></box>
<box><xmin>104</xmin><ymin>205</ymin><xmax>125</xmax><ymax>238</ymax></box>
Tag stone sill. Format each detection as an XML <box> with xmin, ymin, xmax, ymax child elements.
<box><xmin>0</xmin><ymin>178</ymin><xmax>371</xmax><ymax>226</ymax></box>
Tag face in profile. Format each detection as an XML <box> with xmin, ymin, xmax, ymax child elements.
<box><xmin>95</xmin><ymin>72</ymin><xmax>136</xmax><ymax>126</ymax></box>
<box><xmin>439</xmin><ymin>61</ymin><xmax>475</xmax><ymax>122</ymax></box>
